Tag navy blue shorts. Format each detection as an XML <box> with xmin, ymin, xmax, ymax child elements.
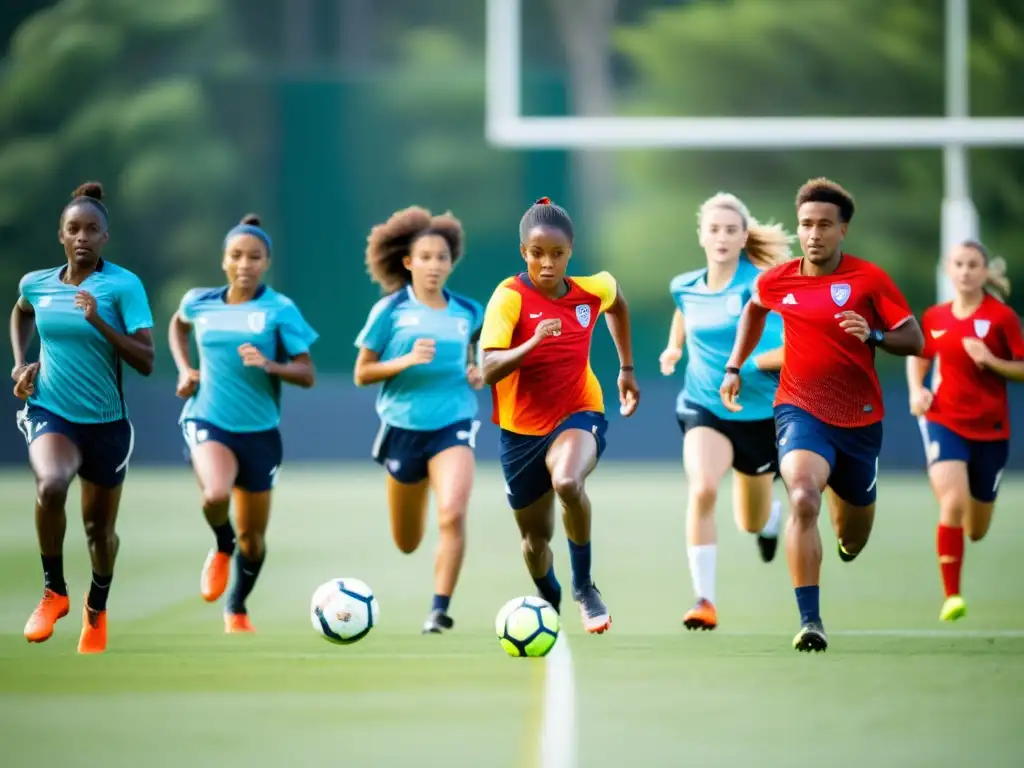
<box><xmin>775</xmin><ymin>404</ymin><xmax>883</xmax><ymax>507</ymax></box>
<box><xmin>372</xmin><ymin>418</ymin><xmax>480</xmax><ymax>485</ymax></box>
<box><xmin>918</xmin><ymin>418</ymin><xmax>1009</xmax><ymax>503</ymax></box>
<box><xmin>182</xmin><ymin>419</ymin><xmax>282</xmax><ymax>493</ymax></box>
<box><xmin>17</xmin><ymin>404</ymin><xmax>134</xmax><ymax>488</ymax></box>
<box><xmin>499</xmin><ymin>411</ymin><xmax>609</xmax><ymax>510</ymax></box>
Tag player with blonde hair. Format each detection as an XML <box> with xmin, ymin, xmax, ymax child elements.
<box><xmin>907</xmin><ymin>239</ymin><xmax>1022</xmax><ymax>623</ymax></box>
<box><xmin>660</xmin><ymin>192</ymin><xmax>791</xmax><ymax>630</ymax></box>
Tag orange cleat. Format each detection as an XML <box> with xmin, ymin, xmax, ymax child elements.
<box><xmin>24</xmin><ymin>589</ymin><xmax>71</xmax><ymax>643</ymax></box>
<box><xmin>683</xmin><ymin>599</ymin><xmax>718</xmax><ymax>631</ymax></box>
<box><xmin>78</xmin><ymin>601</ymin><xmax>108</xmax><ymax>654</ymax></box>
<box><xmin>201</xmin><ymin>550</ymin><xmax>231</xmax><ymax>602</ymax></box>
<box><xmin>224</xmin><ymin>612</ymin><xmax>255</xmax><ymax>634</ymax></box>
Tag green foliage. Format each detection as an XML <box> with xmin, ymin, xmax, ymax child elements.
<box><xmin>604</xmin><ymin>0</ymin><xmax>1024</xmax><ymax>316</ymax></box>
<box><xmin>0</xmin><ymin>0</ymin><xmax>253</xmax><ymax>340</ymax></box>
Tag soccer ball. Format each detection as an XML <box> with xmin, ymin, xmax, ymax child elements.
<box><xmin>495</xmin><ymin>596</ymin><xmax>560</xmax><ymax>657</ymax></box>
<box><xmin>310</xmin><ymin>578</ymin><xmax>380</xmax><ymax>645</ymax></box>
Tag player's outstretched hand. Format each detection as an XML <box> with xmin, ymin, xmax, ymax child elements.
<box><xmin>962</xmin><ymin>337</ymin><xmax>993</xmax><ymax>368</ymax></box>
<box><xmin>74</xmin><ymin>290</ymin><xmax>99</xmax><ymax>323</ymax></box>
<box><xmin>176</xmin><ymin>367</ymin><xmax>200</xmax><ymax>399</ymax></box>
<box><xmin>532</xmin><ymin>318</ymin><xmax>561</xmax><ymax>341</ymax></box>
<box><xmin>836</xmin><ymin>311</ymin><xmax>870</xmax><ymax>342</ymax></box>
<box><xmin>12</xmin><ymin>362</ymin><xmax>39</xmax><ymax>400</ymax></box>
<box><xmin>466</xmin><ymin>364</ymin><xmax>484</xmax><ymax>390</ymax></box>
<box><xmin>909</xmin><ymin>386</ymin><xmax>933</xmax><ymax>416</ymax></box>
<box><xmin>659</xmin><ymin>347</ymin><xmax>682</xmax><ymax>376</ymax></box>
<box><xmin>618</xmin><ymin>368</ymin><xmax>640</xmax><ymax>417</ymax></box>
<box><xmin>407</xmin><ymin>338</ymin><xmax>436</xmax><ymax>366</ymax></box>
<box><xmin>720</xmin><ymin>371</ymin><xmax>742</xmax><ymax>412</ymax></box>
<box><xmin>238</xmin><ymin>343</ymin><xmax>269</xmax><ymax>369</ymax></box>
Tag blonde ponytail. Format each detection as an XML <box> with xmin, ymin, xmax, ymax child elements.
<box><xmin>698</xmin><ymin>192</ymin><xmax>793</xmax><ymax>270</ymax></box>
<box><xmin>985</xmin><ymin>255</ymin><xmax>1011</xmax><ymax>301</ymax></box>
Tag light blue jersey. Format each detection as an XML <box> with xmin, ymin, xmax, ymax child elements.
<box><xmin>179</xmin><ymin>285</ymin><xmax>319</xmax><ymax>433</ymax></box>
<box><xmin>670</xmin><ymin>254</ymin><xmax>783</xmax><ymax>421</ymax></box>
<box><xmin>19</xmin><ymin>260</ymin><xmax>153</xmax><ymax>424</ymax></box>
<box><xmin>356</xmin><ymin>286</ymin><xmax>484</xmax><ymax>431</ymax></box>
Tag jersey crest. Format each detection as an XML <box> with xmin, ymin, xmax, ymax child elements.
<box><xmin>725</xmin><ymin>293</ymin><xmax>743</xmax><ymax>316</ymax></box>
<box><xmin>830</xmin><ymin>283</ymin><xmax>851</xmax><ymax>307</ymax></box>
<box><xmin>974</xmin><ymin>319</ymin><xmax>991</xmax><ymax>338</ymax></box>
<box><xmin>575</xmin><ymin>304</ymin><xmax>591</xmax><ymax>328</ymax></box>
<box><xmin>247</xmin><ymin>311</ymin><xmax>266</xmax><ymax>333</ymax></box>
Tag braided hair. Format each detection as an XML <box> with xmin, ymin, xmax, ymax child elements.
<box><xmin>519</xmin><ymin>197</ymin><xmax>574</xmax><ymax>243</ymax></box>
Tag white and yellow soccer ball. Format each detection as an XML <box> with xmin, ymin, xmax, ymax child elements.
<box><xmin>310</xmin><ymin>578</ymin><xmax>380</xmax><ymax>645</ymax></box>
<box><xmin>495</xmin><ymin>596</ymin><xmax>560</xmax><ymax>657</ymax></box>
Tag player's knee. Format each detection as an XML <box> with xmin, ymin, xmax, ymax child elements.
<box><xmin>237</xmin><ymin>530</ymin><xmax>265</xmax><ymax>560</ymax></box>
<box><xmin>938</xmin><ymin>491</ymin><xmax>970</xmax><ymax>521</ymax></box>
<box><xmin>35</xmin><ymin>475</ymin><xmax>71</xmax><ymax>510</ymax></box>
<box><xmin>201</xmin><ymin>486</ymin><xmax>231</xmax><ymax>510</ymax></box>
<box><xmin>436</xmin><ymin>504</ymin><xmax>466</xmax><ymax>537</ymax></box>
<box><xmin>688</xmin><ymin>483</ymin><xmax>718</xmax><ymax>515</ymax></box>
<box><xmin>551</xmin><ymin>473</ymin><xmax>584</xmax><ymax>505</ymax></box>
<box><xmin>788</xmin><ymin>484</ymin><xmax>821</xmax><ymax>523</ymax></box>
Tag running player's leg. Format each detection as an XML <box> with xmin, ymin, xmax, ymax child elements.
<box><xmin>963</xmin><ymin>439</ymin><xmax>1007</xmax><ymax>544</ymax></box>
<box><xmin>22</xmin><ymin>428</ymin><xmax>80</xmax><ymax>642</ymax></box>
<box><xmin>513</xmin><ymin>491</ymin><xmax>559</xmax><ymax>610</ymax></box>
<box><xmin>77</xmin><ymin>480</ymin><xmax>122</xmax><ymax>653</ymax></box>
<box><xmin>188</xmin><ymin>432</ymin><xmax>240</xmax><ymax>603</ymax></box>
<box><xmin>681</xmin><ymin>426</ymin><xmax>732</xmax><ymax>630</ymax></box>
<box><xmin>423</xmin><ymin>443</ymin><xmax>474</xmax><ymax>633</ymax></box>
<box><xmin>546</xmin><ymin>426</ymin><xmax>610</xmax><ymax>633</ymax></box>
<box><xmin>825</xmin><ymin>488</ymin><xmax>875</xmax><ymax>561</ymax></box>
<box><xmin>224</xmin><ymin>488</ymin><xmax>271</xmax><ymax>632</ymax></box>
<box><xmin>387</xmin><ymin>476</ymin><xmax>431</xmax><ymax>554</ymax></box>
<box><xmin>926</xmin><ymin>461</ymin><xmax>970</xmax><ymax>619</ymax></box>
<box><xmin>729</xmin><ymin>416</ymin><xmax>783</xmax><ymax>562</ymax></box>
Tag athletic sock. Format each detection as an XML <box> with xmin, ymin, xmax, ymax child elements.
<box><xmin>937</xmin><ymin>524</ymin><xmax>964</xmax><ymax>597</ymax></box>
<box><xmin>41</xmin><ymin>555</ymin><xmax>67</xmax><ymax>596</ymax></box>
<box><xmin>687</xmin><ymin>544</ymin><xmax>717</xmax><ymax>603</ymax></box>
<box><xmin>432</xmin><ymin>594</ymin><xmax>451</xmax><ymax>614</ymax></box>
<box><xmin>533</xmin><ymin>566</ymin><xmax>562</xmax><ymax>611</ymax></box>
<box><xmin>760</xmin><ymin>499</ymin><xmax>782</xmax><ymax>537</ymax></box>
<box><xmin>212</xmin><ymin>521</ymin><xmax>236</xmax><ymax>555</ymax></box>
<box><xmin>567</xmin><ymin>539</ymin><xmax>592</xmax><ymax>591</ymax></box>
<box><xmin>227</xmin><ymin>551</ymin><xmax>265</xmax><ymax>615</ymax></box>
<box><xmin>88</xmin><ymin>572</ymin><xmax>113</xmax><ymax>612</ymax></box>
<box><xmin>794</xmin><ymin>585</ymin><xmax>820</xmax><ymax>624</ymax></box>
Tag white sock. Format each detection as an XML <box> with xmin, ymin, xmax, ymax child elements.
<box><xmin>759</xmin><ymin>499</ymin><xmax>782</xmax><ymax>538</ymax></box>
<box><xmin>687</xmin><ymin>544</ymin><xmax>717</xmax><ymax>604</ymax></box>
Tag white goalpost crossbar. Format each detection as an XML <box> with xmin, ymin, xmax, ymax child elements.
<box><xmin>483</xmin><ymin>0</ymin><xmax>1023</xmax><ymax>301</ymax></box>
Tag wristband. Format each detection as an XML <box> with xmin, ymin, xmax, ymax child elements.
<box><xmin>725</xmin><ymin>366</ymin><xmax>741</xmax><ymax>375</ymax></box>
<box><xmin>620</xmin><ymin>365</ymin><xmax>634</xmax><ymax>372</ymax></box>
<box><xmin>866</xmin><ymin>329</ymin><xmax>884</xmax><ymax>347</ymax></box>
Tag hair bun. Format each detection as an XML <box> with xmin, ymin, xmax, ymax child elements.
<box><xmin>240</xmin><ymin>213</ymin><xmax>261</xmax><ymax>226</ymax></box>
<box><xmin>534</xmin><ymin>196</ymin><xmax>551</xmax><ymax>205</ymax></box>
<box><xmin>72</xmin><ymin>182</ymin><xmax>104</xmax><ymax>202</ymax></box>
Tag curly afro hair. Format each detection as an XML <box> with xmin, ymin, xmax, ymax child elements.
<box><xmin>365</xmin><ymin>206</ymin><xmax>464</xmax><ymax>293</ymax></box>
<box><xmin>795</xmin><ymin>177</ymin><xmax>855</xmax><ymax>224</ymax></box>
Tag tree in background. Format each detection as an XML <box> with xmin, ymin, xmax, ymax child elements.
<box><xmin>0</xmin><ymin>0</ymin><xmax>255</xmax><ymax>330</ymax></box>
<box><xmin>602</xmin><ymin>0</ymin><xmax>1024</xmax><ymax>316</ymax></box>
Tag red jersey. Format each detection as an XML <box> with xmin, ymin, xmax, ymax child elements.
<box><xmin>757</xmin><ymin>254</ymin><xmax>913</xmax><ymax>428</ymax></box>
<box><xmin>479</xmin><ymin>272</ymin><xmax>617</xmax><ymax>435</ymax></box>
<box><xmin>920</xmin><ymin>295</ymin><xmax>1024</xmax><ymax>441</ymax></box>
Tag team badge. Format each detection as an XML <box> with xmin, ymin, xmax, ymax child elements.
<box><xmin>575</xmin><ymin>304</ymin><xmax>591</xmax><ymax>328</ymax></box>
<box><xmin>725</xmin><ymin>293</ymin><xmax>743</xmax><ymax>316</ymax></box>
<box><xmin>830</xmin><ymin>283</ymin><xmax>851</xmax><ymax>307</ymax></box>
<box><xmin>247</xmin><ymin>311</ymin><xmax>266</xmax><ymax>333</ymax></box>
<box><xmin>457</xmin><ymin>319</ymin><xmax>469</xmax><ymax>337</ymax></box>
<box><xmin>973</xmin><ymin>319</ymin><xmax>991</xmax><ymax>338</ymax></box>
<box><xmin>38</xmin><ymin>296</ymin><xmax>52</xmax><ymax>308</ymax></box>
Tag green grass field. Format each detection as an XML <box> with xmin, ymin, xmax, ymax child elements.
<box><xmin>1</xmin><ymin>464</ymin><xmax>1022</xmax><ymax>767</ymax></box>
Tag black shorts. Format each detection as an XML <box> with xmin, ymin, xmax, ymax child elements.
<box><xmin>182</xmin><ymin>419</ymin><xmax>283</xmax><ymax>493</ymax></box>
<box><xmin>677</xmin><ymin>403</ymin><xmax>778</xmax><ymax>476</ymax></box>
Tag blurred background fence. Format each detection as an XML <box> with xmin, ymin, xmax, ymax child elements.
<box><xmin>1</xmin><ymin>0</ymin><xmax>1022</xmax><ymax>467</ymax></box>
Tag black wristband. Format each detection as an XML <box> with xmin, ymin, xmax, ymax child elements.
<box><xmin>725</xmin><ymin>366</ymin><xmax>740</xmax><ymax>375</ymax></box>
<box><xmin>866</xmin><ymin>329</ymin><xmax>884</xmax><ymax>347</ymax></box>
<box><xmin>620</xmin><ymin>365</ymin><xmax>634</xmax><ymax>372</ymax></box>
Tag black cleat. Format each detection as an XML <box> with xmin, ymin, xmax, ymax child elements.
<box><xmin>837</xmin><ymin>540</ymin><xmax>858</xmax><ymax>563</ymax></box>
<box><xmin>793</xmin><ymin>620</ymin><xmax>828</xmax><ymax>652</ymax></box>
<box><xmin>757</xmin><ymin>533</ymin><xmax>778</xmax><ymax>563</ymax></box>
<box><xmin>573</xmin><ymin>582</ymin><xmax>611</xmax><ymax>634</ymax></box>
<box><xmin>421</xmin><ymin>610</ymin><xmax>454</xmax><ymax>634</ymax></box>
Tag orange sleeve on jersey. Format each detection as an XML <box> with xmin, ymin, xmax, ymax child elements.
<box><xmin>480</xmin><ymin>281</ymin><xmax>522</xmax><ymax>350</ymax></box>
<box><xmin>573</xmin><ymin>271</ymin><xmax>618</xmax><ymax>312</ymax></box>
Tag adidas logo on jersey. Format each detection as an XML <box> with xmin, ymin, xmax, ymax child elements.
<box><xmin>782</xmin><ymin>293</ymin><xmax>798</xmax><ymax>305</ymax></box>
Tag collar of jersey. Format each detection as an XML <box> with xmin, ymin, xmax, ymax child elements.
<box><xmin>516</xmin><ymin>273</ymin><xmax>574</xmax><ymax>300</ymax></box>
<box><xmin>58</xmin><ymin>258</ymin><xmax>104</xmax><ymax>282</ymax></box>
<box><xmin>219</xmin><ymin>284</ymin><xmax>268</xmax><ymax>303</ymax></box>
<box><xmin>404</xmin><ymin>285</ymin><xmax>451</xmax><ymax>306</ymax></box>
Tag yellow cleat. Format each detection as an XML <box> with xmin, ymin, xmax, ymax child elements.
<box><xmin>940</xmin><ymin>595</ymin><xmax>966</xmax><ymax>622</ymax></box>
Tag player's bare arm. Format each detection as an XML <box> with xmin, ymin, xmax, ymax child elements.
<box><xmin>659</xmin><ymin>308</ymin><xmax>684</xmax><ymax>375</ymax></box>
<box><xmin>480</xmin><ymin>318</ymin><xmax>559</xmax><ymax>386</ymax></box>
<box><xmin>720</xmin><ymin>294</ymin><xmax>770</xmax><ymax>411</ymax></box>
<box><xmin>10</xmin><ymin>295</ymin><xmax>36</xmax><ymax>378</ymax></box>
<box><xmin>353</xmin><ymin>341</ymin><xmax>435</xmax><ymax>386</ymax></box>
<box><xmin>604</xmin><ymin>282</ymin><xmax>640</xmax><ymax>416</ymax></box>
<box><xmin>169</xmin><ymin>312</ymin><xmax>200</xmax><ymax>398</ymax></box>
<box><xmin>962</xmin><ymin>337</ymin><xmax>1024</xmax><ymax>382</ymax></box>
<box><xmin>906</xmin><ymin>356</ymin><xmax>934</xmax><ymax>415</ymax></box>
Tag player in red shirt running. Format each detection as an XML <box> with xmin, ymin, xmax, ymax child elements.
<box><xmin>907</xmin><ymin>240</ymin><xmax>1024</xmax><ymax>623</ymax></box>
<box><xmin>720</xmin><ymin>178</ymin><xmax>924</xmax><ymax>652</ymax></box>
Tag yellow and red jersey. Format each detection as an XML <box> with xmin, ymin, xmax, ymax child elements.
<box><xmin>480</xmin><ymin>271</ymin><xmax>618</xmax><ymax>436</ymax></box>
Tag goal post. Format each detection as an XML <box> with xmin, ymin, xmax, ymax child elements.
<box><xmin>484</xmin><ymin>0</ymin><xmax>1023</xmax><ymax>301</ymax></box>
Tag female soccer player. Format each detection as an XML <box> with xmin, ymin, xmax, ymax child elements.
<box><xmin>12</xmin><ymin>182</ymin><xmax>154</xmax><ymax>654</ymax></box>
<box><xmin>169</xmin><ymin>214</ymin><xmax>319</xmax><ymax>634</ymax></box>
<box><xmin>353</xmin><ymin>207</ymin><xmax>483</xmax><ymax>635</ymax></box>
<box><xmin>907</xmin><ymin>240</ymin><xmax>1023</xmax><ymax>622</ymax></box>
<box><xmin>659</xmin><ymin>192</ymin><xmax>790</xmax><ymax>631</ymax></box>
<box><xmin>480</xmin><ymin>197</ymin><xmax>640</xmax><ymax>635</ymax></box>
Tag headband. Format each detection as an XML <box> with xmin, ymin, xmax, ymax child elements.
<box><xmin>224</xmin><ymin>224</ymin><xmax>272</xmax><ymax>253</ymax></box>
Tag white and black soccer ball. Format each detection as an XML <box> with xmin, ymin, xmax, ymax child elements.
<box><xmin>310</xmin><ymin>577</ymin><xmax>380</xmax><ymax>645</ymax></box>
